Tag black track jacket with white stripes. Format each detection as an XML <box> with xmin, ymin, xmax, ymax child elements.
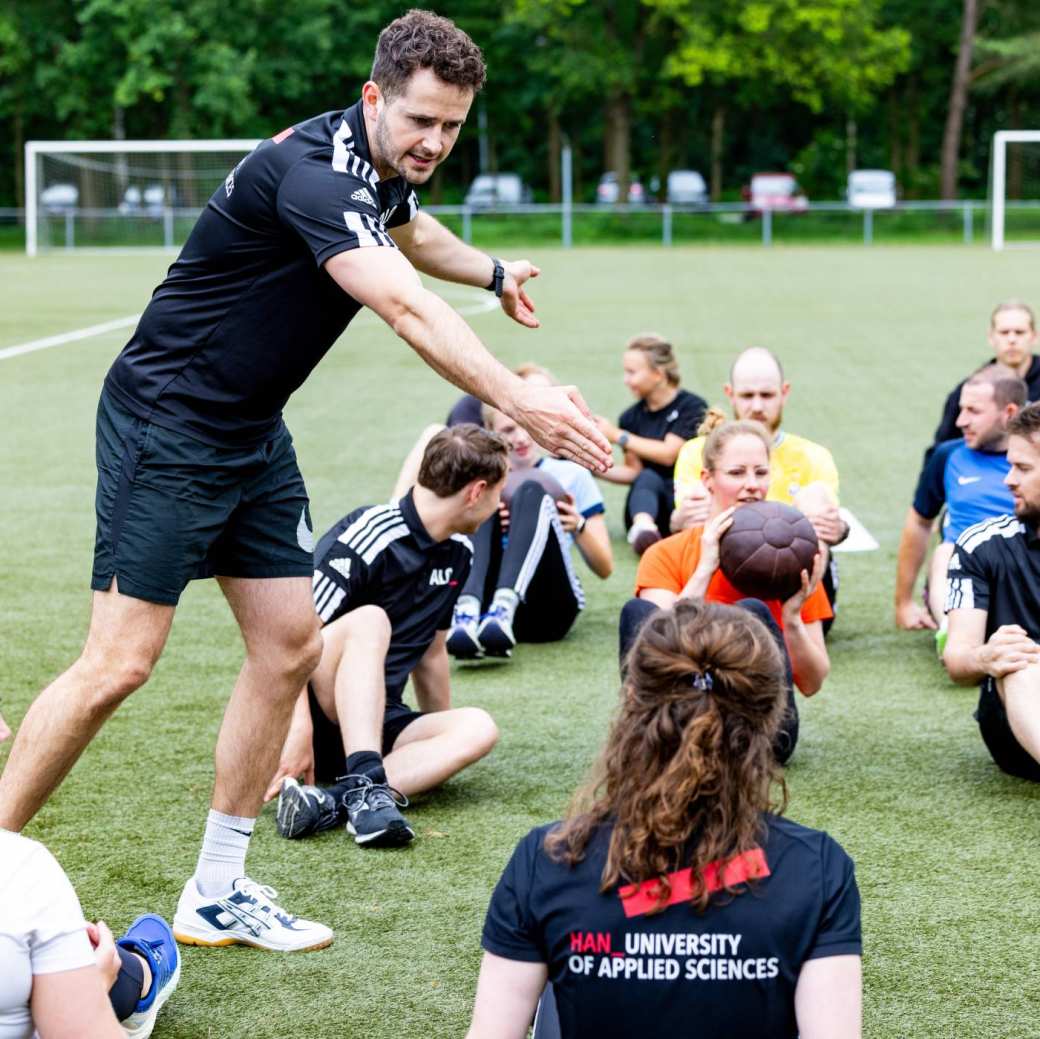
<box><xmin>312</xmin><ymin>490</ymin><xmax>472</xmax><ymax>699</ymax></box>
<box><xmin>105</xmin><ymin>100</ymin><xmax>419</xmax><ymax>447</ymax></box>
<box><xmin>947</xmin><ymin>513</ymin><xmax>1040</xmax><ymax>641</ymax></box>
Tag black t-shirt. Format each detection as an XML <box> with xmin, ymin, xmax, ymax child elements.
<box><xmin>618</xmin><ymin>389</ymin><xmax>707</xmax><ymax>481</ymax></box>
<box><xmin>311</xmin><ymin>490</ymin><xmax>472</xmax><ymax>700</ymax></box>
<box><xmin>931</xmin><ymin>354</ymin><xmax>1040</xmax><ymax>448</ymax></box>
<box><xmin>947</xmin><ymin>514</ymin><xmax>1040</xmax><ymax>641</ymax></box>
<box><xmin>447</xmin><ymin>394</ymin><xmax>484</xmax><ymax>428</ymax></box>
<box><xmin>105</xmin><ymin>100</ymin><xmax>419</xmax><ymax>446</ymax></box>
<box><xmin>482</xmin><ymin>815</ymin><xmax>860</xmax><ymax>1039</ymax></box>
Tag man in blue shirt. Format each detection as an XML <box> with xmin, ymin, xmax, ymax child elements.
<box><xmin>895</xmin><ymin>365</ymin><xmax>1026</xmax><ymax>637</ymax></box>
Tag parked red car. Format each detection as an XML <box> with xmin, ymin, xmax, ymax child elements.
<box><xmin>742</xmin><ymin>172</ymin><xmax>809</xmax><ymax>217</ymax></box>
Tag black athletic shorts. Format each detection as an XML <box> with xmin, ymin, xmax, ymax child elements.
<box><xmin>307</xmin><ymin>685</ymin><xmax>424</xmax><ymax>783</ymax></box>
<box><xmin>976</xmin><ymin>679</ymin><xmax>1040</xmax><ymax>782</ymax></box>
<box><xmin>91</xmin><ymin>388</ymin><xmax>313</xmax><ymax>605</ymax></box>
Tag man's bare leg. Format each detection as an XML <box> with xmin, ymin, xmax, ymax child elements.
<box><xmin>927</xmin><ymin>542</ymin><xmax>955</xmax><ymax>627</ymax></box>
<box><xmin>310</xmin><ymin>605</ymin><xmax>390</xmax><ymax>758</ymax></box>
<box><xmin>0</xmin><ymin>580</ymin><xmax>173</xmax><ymax>830</ymax></box>
<box><xmin>998</xmin><ymin>663</ymin><xmax>1040</xmax><ymax>766</ymax></box>
<box><xmin>175</xmin><ymin>575</ymin><xmax>332</xmax><ymax>953</ymax></box>
<box><xmin>383</xmin><ymin>708</ymin><xmax>498</xmax><ymax>796</ymax></box>
<box><xmin>212</xmin><ymin>576</ymin><xmax>323</xmax><ymax>818</ymax></box>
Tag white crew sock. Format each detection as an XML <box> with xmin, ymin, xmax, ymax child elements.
<box><xmin>194</xmin><ymin>810</ymin><xmax>255</xmax><ymax>896</ymax></box>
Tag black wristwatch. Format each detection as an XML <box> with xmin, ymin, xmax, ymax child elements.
<box><xmin>486</xmin><ymin>257</ymin><xmax>505</xmax><ymax>298</ymax></box>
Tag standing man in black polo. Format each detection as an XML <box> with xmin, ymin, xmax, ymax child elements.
<box><xmin>945</xmin><ymin>402</ymin><xmax>1040</xmax><ymax>781</ymax></box>
<box><xmin>0</xmin><ymin>10</ymin><xmax>610</xmax><ymax>954</ymax></box>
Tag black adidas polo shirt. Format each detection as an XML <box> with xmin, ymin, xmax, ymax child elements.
<box><xmin>105</xmin><ymin>100</ymin><xmax>419</xmax><ymax>447</ymax></box>
<box><xmin>312</xmin><ymin>490</ymin><xmax>472</xmax><ymax>700</ymax></box>
<box><xmin>947</xmin><ymin>513</ymin><xmax>1040</xmax><ymax>640</ymax></box>
<box><xmin>482</xmin><ymin>815</ymin><xmax>860</xmax><ymax>1039</ymax></box>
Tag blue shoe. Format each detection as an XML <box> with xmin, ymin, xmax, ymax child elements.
<box><xmin>478</xmin><ymin>604</ymin><xmax>516</xmax><ymax>658</ymax></box>
<box><xmin>117</xmin><ymin>914</ymin><xmax>181</xmax><ymax>1039</ymax></box>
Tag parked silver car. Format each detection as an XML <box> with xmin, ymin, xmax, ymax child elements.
<box><xmin>666</xmin><ymin>169</ymin><xmax>708</xmax><ymax>206</ymax></box>
<box><xmin>464</xmin><ymin>173</ymin><xmax>532</xmax><ymax>207</ymax></box>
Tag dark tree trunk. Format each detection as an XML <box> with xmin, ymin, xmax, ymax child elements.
<box><xmin>1008</xmin><ymin>91</ymin><xmax>1023</xmax><ymax>200</ymax></box>
<box><xmin>657</xmin><ymin>110</ymin><xmax>675</xmax><ymax>202</ymax></box>
<box><xmin>906</xmin><ymin>79</ymin><xmax>921</xmax><ymax>198</ymax></box>
<box><xmin>548</xmin><ymin>107</ymin><xmax>561</xmax><ymax>203</ymax></box>
<box><xmin>13</xmin><ymin>106</ymin><xmax>24</xmax><ymax>216</ymax></box>
<box><xmin>605</xmin><ymin>89</ymin><xmax>632</xmax><ymax>204</ymax></box>
<box><xmin>888</xmin><ymin>90</ymin><xmax>903</xmax><ymax>184</ymax></box>
<box><xmin>940</xmin><ymin>0</ymin><xmax>981</xmax><ymax>200</ymax></box>
<box><xmin>846</xmin><ymin>113</ymin><xmax>858</xmax><ymax>174</ymax></box>
<box><xmin>710</xmin><ymin>103</ymin><xmax>725</xmax><ymax>202</ymax></box>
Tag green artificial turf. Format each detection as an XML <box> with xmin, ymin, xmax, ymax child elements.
<box><xmin>2</xmin><ymin>244</ymin><xmax>1040</xmax><ymax>1037</ymax></box>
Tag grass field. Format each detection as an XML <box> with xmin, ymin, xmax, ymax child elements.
<box><xmin>2</xmin><ymin>244</ymin><xmax>1040</xmax><ymax>1038</ymax></box>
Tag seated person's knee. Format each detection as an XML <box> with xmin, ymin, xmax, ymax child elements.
<box><xmin>459</xmin><ymin>706</ymin><xmax>499</xmax><ymax>759</ymax></box>
<box><xmin>344</xmin><ymin>604</ymin><xmax>392</xmax><ymax>645</ymax></box>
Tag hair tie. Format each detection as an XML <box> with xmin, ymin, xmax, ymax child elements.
<box><xmin>691</xmin><ymin>669</ymin><xmax>714</xmax><ymax>693</ymax></box>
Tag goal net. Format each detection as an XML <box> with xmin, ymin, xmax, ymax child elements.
<box><xmin>989</xmin><ymin>130</ymin><xmax>1040</xmax><ymax>250</ymax></box>
<box><xmin>25</xmin><ymin>139</ymin><xmax>260</xmax><ymax>255</ymax></box>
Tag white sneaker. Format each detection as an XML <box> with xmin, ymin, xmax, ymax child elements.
<box><xmin>172</xmin><ymin>876</ymin><xmax>333</xmax><ymax>952</ymax></box>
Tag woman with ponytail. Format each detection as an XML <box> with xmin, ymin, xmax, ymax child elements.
<box><xmin>594</xmin><ymin>335</ymin><xmax>707</xmax><ymax>555</ymax></box>
<box><xmin>467</xmin><ymin>600</ymin><xmax>862</xmax><ymax>1039</ymax></box>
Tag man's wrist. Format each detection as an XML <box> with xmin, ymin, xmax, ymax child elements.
<box><xmin>485</xmin><ymin>257</ymin><xmax>505</xmax><ymax>297</ymax></box>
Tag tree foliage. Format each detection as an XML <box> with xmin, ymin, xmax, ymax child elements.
<box><xmin>1</xmin><ymin>0</ymin><xmax>1038</xmax><ymax>207</ymax></box>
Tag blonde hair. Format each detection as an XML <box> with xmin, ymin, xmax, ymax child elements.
<box><xmin>626</xmin><ymin>333</ymin><xmax>680</xmax><ymax>387</ymax></box>
<box><xmin>701</xmin><ymin>418</ymin><xmax>772</xmax><ymax>473</ymax></box>
<box><xmin>991</xmin><ymin>299</ymin><xmax>1036</xmax><ymax>331</ymax></box>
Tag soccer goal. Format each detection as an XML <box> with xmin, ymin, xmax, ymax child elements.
<box><xmin>25</xmin><ymin>139</ymin><xmax>260</xmax><ymax>256</ymax></box>
<box><xmin>990</xmin><ymin>130</ymin><xmax>1040</xmax><ymax>251</ymax></box>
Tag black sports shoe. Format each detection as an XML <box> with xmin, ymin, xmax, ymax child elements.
<box><xmin>341</xmin><ymin>774</ymin><xmax>415</xmax><ymax>847</ymax></box>
<box><xmin>276</xmin><ymin>778</ymin><xmax>343</xmax><ymax>839</ymax></box>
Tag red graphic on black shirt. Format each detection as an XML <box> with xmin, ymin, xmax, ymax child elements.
<box><xmin>618</xmin><ymin>848</ymin><xmax>770</xmax><ymax>918</ymax></box>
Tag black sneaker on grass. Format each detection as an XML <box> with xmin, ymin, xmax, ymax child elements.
<box><xmin>276</xmin><ymin>778</ymin><xmax>343</xmax><ymax>839</ymax></box>
<box><xmin>342</xmin><ymin>774</ymin><xmax>415</xmax><ymax>847</ymax></box>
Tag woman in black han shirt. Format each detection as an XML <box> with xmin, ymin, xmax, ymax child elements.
<box><xmin>468</xmin><ymin>600</ymin><xmax>861</xmax><ymax>1039</ymax></box>
<box><xmin>595</xmin><ymin>335</ymin><xmax>706</xmax><ymax>555</ymax></box>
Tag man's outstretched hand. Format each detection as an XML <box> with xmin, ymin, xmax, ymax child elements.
<box><xmin>510</xmin><ymin>383</ymin><xmax>612</xmax><ymax>472</ymax></box>
<box><xmin>500</xmin><ymin>261</ymin><xmax>540</xmax><ymax>329</ymax></box>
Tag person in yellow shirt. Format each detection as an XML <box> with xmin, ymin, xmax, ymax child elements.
<box><xmin>672</xmin><ymin>348</ymin><xmax>847</xmax><ymax>623</ymax></box>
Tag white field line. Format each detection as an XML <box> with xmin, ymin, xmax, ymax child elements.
<box><xmin>0</xmin><ymin>289</ymin><xmax>498</xmax><ymax>363</ymax></box>
<box><xmin>0</xmin><ymin>315</ymin><xmax>141</xmax><ymax>361</ymax></box>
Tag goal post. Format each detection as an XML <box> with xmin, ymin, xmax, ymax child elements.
<box><xmin>25</xmin><ymin>138</ymin><xmax>260</xmax><ymax>256</ymax></box>
<box><xmin>990</xmin><ymin>130</ymin><xmax>1040</xmax><ymax>251</ymax></box>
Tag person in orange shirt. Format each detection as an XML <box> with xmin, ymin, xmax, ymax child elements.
<box><xmin>621</xmin><ymin>416</ymin><xmax>831</xmax><ymax>762</ymax></box>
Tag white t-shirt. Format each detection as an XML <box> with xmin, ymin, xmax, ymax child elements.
<box><xmin>0</xmin><ymin>830</ymin><xmax>94</xmax><ymax>1039</ymax></box>
<box><xmin>537</xmin><ymin>457</ymin><xmax>606</xmax><ymax>552</ymax></box>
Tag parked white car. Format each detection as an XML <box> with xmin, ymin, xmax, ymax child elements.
<box><xmin>666</xmin><ymin>169</ymin><xmax>708</xmax><ymax>206</ymax></box>
<box><xmin>464</xmin><ymin>173</ymin><xmax>532</xmax><ymax>207</ymax></box>
<box><xmin>847</xmin><ymin>169</ymin><xmax>897</xmax><ymax>209</ymax></box>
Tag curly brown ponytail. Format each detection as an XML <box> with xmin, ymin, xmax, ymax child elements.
<box><xmin>546</xmin><ymin>600</ymin><xmax>788</xmax><ymax>912</ymax></box>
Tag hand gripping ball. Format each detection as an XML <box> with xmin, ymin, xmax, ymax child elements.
<box><xmin>718</xmin><ymin>501</ymin><xmax>819</xmax><ymax>602</ymax></box>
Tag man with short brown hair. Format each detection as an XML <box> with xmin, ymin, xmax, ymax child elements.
<box><xmin>269</xmin><ymin>426</ymin><xmax>507</xmax><ymax>846</ymax></box>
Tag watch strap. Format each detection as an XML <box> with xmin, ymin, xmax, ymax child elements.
<box><xmin>486</xmin><ymin>257</ymin><xmax>505</xmax><ymax>298</ymax></box>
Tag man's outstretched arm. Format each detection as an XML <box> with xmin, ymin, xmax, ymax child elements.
<box><xmin>325</xmin><ymin>247</ymin><xmax>610</xmax><ymax>471</ymax></box>
<box><xmin>390</xmin><ymin>212</ymin><xmax>539</xmax><ymax>328</ymax></box>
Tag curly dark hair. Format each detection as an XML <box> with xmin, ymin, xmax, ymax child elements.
<box><xmin>372</xmin><ymin>10</ymin><xmax>486</xmax><ymax>99</ymax></box>
<box><xmin>545</xmin><ymin>600</ymin><xmax>789</xmax><ymax>913</ymax></box>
